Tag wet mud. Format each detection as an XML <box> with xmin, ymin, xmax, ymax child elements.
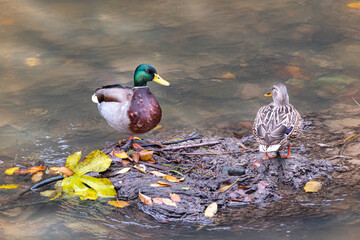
<box><xmin>101</xmin><ymin>106</ymin><xmax>360</xmax><ymax>223</ymax></box>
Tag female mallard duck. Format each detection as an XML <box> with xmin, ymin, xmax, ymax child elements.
<box><xmin>92</xmin><ymin>64</ymin><xmax>170</xmax><ymax>140</ymax></box>
<box><xmin>253</xmin><ymin>83</ymin><xmax>302</xmax><ymax>160</ymax></box>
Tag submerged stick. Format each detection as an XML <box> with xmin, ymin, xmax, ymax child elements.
<box><xmin>352</xmin><ymin>96</ymin><xmax>360</xmax><ymax>108</ymax></box>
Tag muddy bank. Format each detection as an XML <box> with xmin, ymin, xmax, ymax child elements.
<box><xmin>100</xmin><ymin>105</ymin><xmax>359</xmax><ymax>223</ymax></box>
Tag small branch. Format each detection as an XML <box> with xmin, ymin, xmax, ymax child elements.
<box><xmin>182</xmin><ymin>151</ymin><xmax>245</xmax><ymax>156</ymax></box>
<box><xmin>150</xmin><ymin>141</ymin><xmax>221</xmax><ymax>152</ymax></box>
<box><xmin>160</xmin><ymin>163</ymin><xmax>212</xmax><ymax>176</ymax></box>
<box><xmin>327</xmin><ymin>155</ymin><xmax>353</xmax><ymax>160</ymax></box>
<box><xmin>141</xmin><ymin>162</ymin><xmax>169</xmax><ymax>171</ymax></box>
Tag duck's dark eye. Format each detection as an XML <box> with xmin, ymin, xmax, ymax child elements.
<box><xmin>145</xmin><ymin>69</ymin><xmax>150</xmax><ymax>73</ymax></box>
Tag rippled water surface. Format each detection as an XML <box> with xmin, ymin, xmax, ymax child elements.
<box><xmin>0</xmin><ymin>0</ymin><xmax>359</xmax><ymax>239</ymax></box>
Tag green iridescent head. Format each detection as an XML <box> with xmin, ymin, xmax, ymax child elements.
<box><xmin>133</xmin><ymin>64</ymin><xmax>170</xmax><ymax>87</ymax></box>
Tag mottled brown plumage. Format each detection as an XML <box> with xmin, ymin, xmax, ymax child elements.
<box><xmin>253</xmin><ymin>83</ymin><xmax>302</xmax><ymax>159</ymax></box>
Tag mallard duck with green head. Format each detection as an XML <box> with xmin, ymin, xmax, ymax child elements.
<box><xmin>92</xmin><ymin>64</ymin><xmax>170</xmax><ymax>142</ymax></box>
<box><xmin>253</xmin><ymin>83</ymin><xmax>302</xmax><ymax>160</ymax></box>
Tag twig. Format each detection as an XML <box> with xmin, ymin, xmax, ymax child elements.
<box><xmin>141</xmin><ymin>162</ymin><xmax>169</xmax><ymax>171</ymax></box>
<box><xmin>327</xmin><ymin>155</ymin><xmax>353</xmax><ymax>160</ymax></box>
<box><xmin>352</xmin><ymin>96</ymin><xmax>360</xmax><ymax>108</ymax></box>
<box><xmin>150</xmin><ymin>141</ymin><xmax>221</xmax><ymax>152</ymax></box>
<box><xmin>182</xmin><ymin>151</ymin><xmax>245</xmax><ymax>156</ymax></box>
<box><xmin>339</xmin><ymin>133</ymin><xmax>359</xmax><ymax>155</ymax></box>
<box><xmin>160</xmin><ymin>163</ymin><xmax>212</xmax><ymax>176</ymax></box>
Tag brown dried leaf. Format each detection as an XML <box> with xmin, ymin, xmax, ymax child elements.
<box><xmin>152</xmin><ymin>197</ymin><xmax>164</xmax><ymax>204</ymax></box>
<box><xmin>150</xmin><ymin>171</ymin><xmax>167</xmax><ymax>177</ymax></box>
<box><xmin>133</xmin><ymin>165</ymin><xmax>146</xmax><ymax>174</ymax></box>
<box><xmin>31</xmin><ymin>171</ymin><xmax>43</xmax><ymax>182</ymax></box>
<box><xmin>139</xmin><ymin>191</ymin><xmax>152</xmax><ymax>206</ymax></box>
<box><xmin>50</xmin><ymin>167</ymin><xmax>74</xmax><ymax>176</ymax></box>
<box><xmin>26</xmin><ymin>166</ymin><xmax>46</xmax><ymax>174</ymax></box>
<box><xmin>169</xmin><ymin>193</ymin><xmax>181</xmax><ymax>202</ymax></box>
<box><xmin>114</xmin><ymin>167</ymin><xmax>131</xmax><ymax>175</ymax></box>
<box><xmin>204</xmin><ymin>202</ymin><xmax>218</xmax><ymax>218</ymax></box>
<box><xmin>164</xmin><ymin>175</ymin><xmax>179</xmax><ymax>183</ymax></box>
<box><xmin>121</xmin><ymin>160</ymin><xmax>131</xmax><ymax>166</ymax></box>
<box><xmin>162</xmin><ymin>198</ymin><xmax>177</xmax><ymax>208</ymax></box>
<box><xmin>304</xmin><ymin>181</ymin><xmax>322</xmax><ymax>193</ymax></box>
<box><xmin>222</xmin><ymin>72</ymin><xmax>236</xmax><ymax>79</ymax></box>
<box><xmin>139</xmin><ymin>150</ymin><xmax>154</xmax><ymax>161</ymax></box>
<box><xmin>108</xmin><ymin>200</ymin><xmax>130</xmax><ymax>208</ymax></box>
<box><xmin>348</xmin><ymin>2</ymin><xmax>360</xmax><ymax>8</ymax></box>
<box><xmin>157</xmin><ymin>181</ymin><xmax>171</xmax><ymax>187</ymax></box>
<box><xmin>133</xmin><ymin>152</ymin><xmax>140</xmax><ymax>163</ymax></box>
<box><xmin>218</xmin><ymin>184</ymin><xmax>231</xmax><ymax>193</ymax></box>
<box><xmin>25</xmin><ymin>57</ymin><xmax>41</xmax><ymax>67</ymax></box>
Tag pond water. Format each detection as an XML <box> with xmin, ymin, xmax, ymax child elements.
<box><xmin>0</xmin><ymin>0</ymin><xmax>359</xmax><ymax>239</ymax></box>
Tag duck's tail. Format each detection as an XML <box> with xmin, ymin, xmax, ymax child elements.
<box><xmin>259</xmin><ymin>144</ymin><xmax>281</xmax><ymax>153</ymax></box>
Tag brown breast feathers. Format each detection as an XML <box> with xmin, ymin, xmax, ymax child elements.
<box><xmin>127</xmin><ymin>87</ymin><xmax>162</xmax><ymax>134</ymax></box>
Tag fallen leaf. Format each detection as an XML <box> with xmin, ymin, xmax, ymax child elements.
<box><xmin>218</xmin><ymin>185</ymin><xmax>232</xmax><ymax>193</ymax></box>
<box><xmin>121</xmin><ymin>160</ymin><xmax>131</xmax><ymax>166</ymax></box>
<box><xmin>1</xmin><ymin>18</ymin><xmax>14</xmax><ymax>25</ymax></box>
<box><xmin>139</xmin><ymin>150</ymin><xmax>154</xmax><ymax>161</ymax></box>
<box><xmin>108</xmin><ymin>200</ymin><xmax>130</xmax><ymax>208</ymax></box>
<box><xmin>5</xmin><ymin>167</ymin><xmax>19</xmax><ymax>175</ymax></box>
<box><xmin>152</xmin><ymin>197</ymin><xmax>163</xmax><ymax>204</ymax></box>
<box><xmin>61</xmin><ymin>175</ymin><xmax>116</xmax><ymax>200</ymax></box>
<box><xmin>114</xmin><ymin>150</ymin><xmax>129</xmax><ymax>159</ymax></box>
<box><xmin>237</xmin><ymin>186</ymin><xmax>251</xmax><ymax>189</ymax></box>
<box><xmin>114</xmin><ymin>167</ymin><xmax>131</xmax><ymax>175</ymax></box>
<box><xmin>182</xmin><ymin>187</ymin><xmax>190</xmax><ymax>190</ymax></box>
<box><xmin>284</xmin><ymin>65</ymin><xmax>310</xmax><ymax>80</ymax></box>
<box><xmin>157</xmin><ymin>181</ymin><xmax>171</xmax><ymax>186</ymax></box>
<box><xmin>132</xmin><ymin>151</ymin><xmax>140</xmax><ymax>163</ymax></box>
<box><xmin>169</xmin><ymin>193</ymin><xmax>181</xmax><ymax>202</ymax></box>
<box><xmin>179</xmin><ymin>176</ymin><xmax>186</xmax><ymax>182</ymax></box>
<box><xmin>149</xmin><ymin>181</ymin><xmax>171</xmax><ymax>187</ymax></box>
<box><xmin>139</xmin><ymin>191</ymin><xmax>152</xmax><ymax>206</ymax></box>
<box><xmin>31</xmin><ymin>171</ymin><xmax>43</xmax><ymax>182</ymax></box>
<box><xmin>65</xmin><ymin>151</ymin><xmax>82</xmax><ymax>170</ymax></box>
<box><xmin>218</xmin><ymin>178</ymin><xmax>239</xmax><ymax>193</ymax></box>
<box><xmin>162</xmin><ymin>198</ymin><xmax>177</xmax><ymax>207</ymax></box>
<box><xmin>40</xmin><ymin>190</ymin><xmax>59</xmax><ymax>198</ymax></box>
<box><xmin>164</xmin><ymin>175</ymin><xmax>179</xmax><ymax>183</ymax></box>
<box><xmin>0</xmin><ymin>184</ymin><xmax>19</xmax><ymax>189</ymax></box>
<box><xmin>150</xmin><ymin>171</ymin><xmax>167</xmax><ymax>177</ymax></box>
<box><xmin>25</xmin><ymin>57</ymin><xmax>41</xmax><ymax>67</ymax></box>
<box><xmin>70</xmin><ymin>150</ymin><xmax>112</xmax><ymax>175</ymax></box>
<box><xmin>348</xmin><ymin>2</ymin><xmax>360</xmax><ymax>8</ymax></box>
<box><xmin>204</xmin><ymin>202</ymin><xmax>218</xmax><ymax>218</ymax></box>
<box><xmin>221</xmin><ymin>72</ymin><xmax>236</xmax><ymax>79</ymax></box>
<box><xmin>304</xmin><ymin>181</ymin><xmax>322</xmax><ymax>193</ymax></box>
<box><xmin>49</xmin><ymin>167</ymin><xmax>74</xmax><ymax>176</ymax></box>
<box><xmin>133</xmin><ymin>165</ymin><xmax>146</xmax><ymax>174</ymax></box>
<box><xmin>26</xmin><ymin>166</ymin><xmax>46</xmax><ymax>174</ymax></box>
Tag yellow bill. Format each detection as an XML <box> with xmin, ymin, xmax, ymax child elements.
<box><xmin>264</xmin><ymin>93</ymin><xmax>272</xmax><ymax>97</ymax></box>
<box><xmin>153</xmin><ymin>74</ymin><xmax>170</xmax><ymax>86</ymax></box>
